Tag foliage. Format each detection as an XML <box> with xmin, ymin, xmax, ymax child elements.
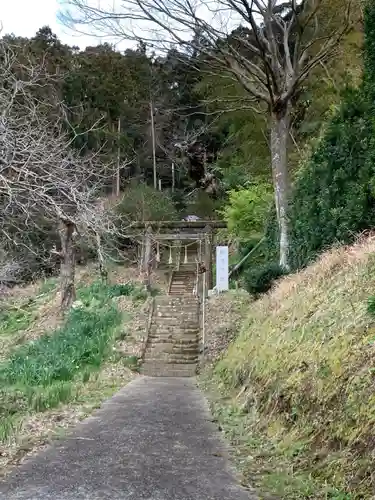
<box><xmin>243</xmin><ymin>262</ymin><xmax>285</xmax><ymax>296</ymax></box>
<box><xmin>115</xmin><ymin>184</ymin><xmax>178</xmax><ymax>226</ymax></box>
<box><xmin>186</xmin><ymin>191</ymin><xmax>222</xmax><ymax>219</ymax></box>
<box><xmin>0</xmin><ymin>281</ymin><xmax>141</xmax><ymax>437</ymax></box>
<box><xmin>278</xmin><ymin>2</ymin><xmax>371</xmax><ymax>271</ymax></box>
<box><xmin>288</xmin><ymin>88</ymin><xmax>375</xmax><ymax>270</ymax></box>
<box><xmin>204</xmin><ymin>242</ymin><xmax>375</xmax><ymax>498</ymax></box>
<box><xmin>366</xmin><ymin>294</ymin><xmax>375</xmax><ymax>316</ymax></box>
<box><xmin>221</xmin><ymin>184</ymin><xmax>272</xmax><ymax>239</ymax></box>
<box><xmin>0</xmin><ymin>283</ymin><xmax>129</xmax><ymax>387</ymax></box>
<box><xmin>0</xmin><ymin>280</ymin><xmax>58</xmax><ymax>337</ymax></box>
<box><xmin>0</xmin><ymin>303</ymin><xmax>38</xmax><ymax>337</ymax></box>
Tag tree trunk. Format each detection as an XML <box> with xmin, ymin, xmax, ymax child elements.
<box><xmin>59</xmin><ymin>220</ymin><xmax>76</xmax><ymax>311</ymax></box>
<box><xmin>96</xmin><ymin>232</ymin><xmax>108</xmax><ymax>282</ymax></box>
<box><xmin>270</xmin><ymin>107</ymin><xmax>291</xmax><ymax>271</ymax></box>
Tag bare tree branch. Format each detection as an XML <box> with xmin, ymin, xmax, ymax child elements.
<box><xmin>0</xmin><ymin>38</ymin><xmax>135</xmax><ymax>307</ymax></box>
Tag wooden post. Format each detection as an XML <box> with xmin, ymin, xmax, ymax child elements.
<box><xmin>204</xmin><ymin>225</ymin><xmax>214</xmax><ymax>292</ymax></box>
<box><xmin>143</xmin><ymin>225</ymin><xmax>153</xmax><ymax>292</ymax></box>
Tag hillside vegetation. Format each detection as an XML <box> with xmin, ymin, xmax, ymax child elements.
<box><xmin>0</xmin><ymin>265</ymin><xmax>161</xmax><ymax>476</ymax></box>
<box><xmin>202</xmin><ymin>236</ymin><xmax>375</xmax><ymax>498</ymax></box>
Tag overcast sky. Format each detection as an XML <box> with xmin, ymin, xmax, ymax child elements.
<box><xmin>1</xmin><ymin>0</ymin><xmax>99</xmax><ymax>48</ymax></box>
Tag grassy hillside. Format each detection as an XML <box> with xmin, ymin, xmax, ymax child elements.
<box><xmin>201</xmin><ymin>236</ymin><xmax>375</xmax><ymax>499</ymax></box>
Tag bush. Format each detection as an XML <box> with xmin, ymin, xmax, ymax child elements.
<box><xmin>243</xmin><ymin>262</ymin><xmax>285</xmax><ymax>296</ymax></box>
<box><xmin>115</xmin><ymin>184</ymin><xmax>178</xmax><ymax>226</ymax></box>
<box><xmin>367</xmin><ymin>294</ymin><xmax>375</xmax><ymax>316</ymax></box>
<box><xmin>289</xmin><ymin>88</ymin><xmax>375</xmax><ymax>270</ymax></box>
<box><xmin>221</xmin><ymin>183</ymin><xmax>272</xmax><ymax>239</ymax></box>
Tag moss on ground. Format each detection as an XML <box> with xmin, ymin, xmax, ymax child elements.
<box><xmin>200</xmin><ymin>237</ymin><xmax>375</xmax><ymax>499</ymax></box>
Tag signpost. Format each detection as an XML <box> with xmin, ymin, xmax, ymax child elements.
<box><xmin>216</xmin><ymin>246</ymin><xmax>229</xmax><ymax>292</ymax></box>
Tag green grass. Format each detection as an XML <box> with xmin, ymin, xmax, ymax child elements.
<box><xmin>0</xmin><ymin>281</ymin><xmax>143</xmax><ymax>444</ymax></box>
<box><xmin>0</xmin><ymin>277</ymin><xmax>58</xmax><ymax>338</ymax></box>
<box><xmin>201</xmin><ymin>243</ymin><xmax>375</xmax><ymax>499</ymax></box>
<box><xmin>0</xmin><ymin>304</ymin><xmax>37</xmax><ymax>336</ymax></box>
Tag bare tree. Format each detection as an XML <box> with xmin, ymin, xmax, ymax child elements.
<box><xmin>60</xmin><ymin>0</ymin><xmax>353</xmax><ymax>269</ymax></box>
<box><xmin>0</xmin><ymin>38</ymin><xmax>121</xmax><ymax>309</ymax></box>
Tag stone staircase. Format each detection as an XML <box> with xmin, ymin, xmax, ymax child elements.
<box><xmin>141</xmin><ymin>289</ymin><xmax>200</xmax><ymax>378</ymax></box>
<box><xmin>168</xmin><ymin>269</ymin><xmax>196</xmax><ymax>295</ymax></box>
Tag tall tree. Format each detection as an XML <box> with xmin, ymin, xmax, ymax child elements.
<box><xmin>61</xmin><ymin>0</ymin><xmax>353</xmax><ymax>269</ymax></box>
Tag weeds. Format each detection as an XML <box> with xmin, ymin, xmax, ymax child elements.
<box><xmin>0</xmin><ymin>304</ymin><xmax>37</xmax><ymax>336</ymax></box>
<box><xmin>0</xmin><ymin>281</ymin><xmax>140</xmax><ymax>445</ymax></box>
<box><xmin>0</xmin><ymin>277</ymin><xmax>58</xmax><ymax>338</ymax></box>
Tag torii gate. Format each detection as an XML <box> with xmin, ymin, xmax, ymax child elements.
<box><xmin>126</xmin><ymin>220</ymin><xmax>227</xmax><ymax>291</ymax></box>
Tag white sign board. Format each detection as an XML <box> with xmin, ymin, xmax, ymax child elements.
<box><xmin>216</xmin><ymin>246</ymin><xmax>229</xmax><ymax>292</ymax></box>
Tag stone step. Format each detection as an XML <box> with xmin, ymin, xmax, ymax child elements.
<box><xmin>172</xmin><ymin>271</ymin><xmax>196</xmax><ymax>275</ymax></box>
<box><xmin>151</xmin><ymin>320</ymin><xmax>199</xmax><ymax>327</ymax></box>
<box><xmin>141</xmin><ymin>362</ymin><xmax>197</xmax><ymax>377</ymax></box>
<box><xmin>145</xmin><ymin>352</ymin><xmax>199</xmax><ymax>363</ymax></box>
<box><xmin>149</xmin><ymin>331</ymin><xmax>199</xmax><ymax>343</ymax></box>
<box><xmin>150</xmin><ymin>318</ymin><xmax>199</xmax><ymax>326</ymax></box>
<box><xmin>148</xmin><ymin>337</ymin><xmax>199</xmax><ymax>346</ymax></box>
<box><xmin>149</xmin><ymin>328</ymin><xmax>199</xmax><ymax>336</ymax></box>
<box><xmin>170</xmin><ymin>275</ymin><xmax>195</xmax><ymax>278</ymax></box>
<box><xmin>154</xmin><ymin>297</ymin><xmax>198</xmax><ymax>305</ymax></box>
<box><xmin>152</xmin><ymin>317</ymin><xmax>199</xmax><ymax>323</ymax></box>
<box><xmin>169</xmin><ymin>284</ymin><xmax>195</xmax><ymax>289</ymax></box>
<box><xmin>169</xmin><ymin>288</ymin><xmax>195</xmax><ymax>293</ymax></box>
<box><xmin>155</xmin><ymin>305</ymin><xmax>198</xmax><ymax>311</ymax></box>
<box><xmin>154</xmin><ymin>308</ymin><xmax>199</xmax><ymax>315</ymax></box>
<box><xmin>154</xmin><ymin>305</ymin><xmax>198</xmax><ymax>312</ymax></box>
<box><xmin>170</xmin><ymin>280</ymin><xmax>195</xmax><ymax>284</ymax></box>
<box><xmin>154</xmin><ymin>305</ymin><xmax>199</xmax><ymax>312</ymax></box>
<box><xmin>145</xmin><ymin>342</ymin><xmax>199</xmax><ymax>356</ymax></box>
<box><xmin>170</xmin><ymin>279</ymin><xmax>195</xmax><ymax>284</ymax></box>
<box><xmin>169</xmin><ymin>289</ymin><xmax>195</xmax><ymax>293</ymax></box>
<box><xmin>149</xmin><ymin>323</ymin><xmax>199</xmax><ymax>330</ymax></box>
<box><xmin>146</xmin><ymin>342</ymin><xmax>198</xmax><ymax>353</ymax></box>
<box><xmin>148</xmin><ymin>336</ymin><xmax>198</xmax><ymax>345</ymax></box>
<box><xmin>170</xmin><ymin>278</ymin><xmax>195</xmax><ymax>283</ymax></box>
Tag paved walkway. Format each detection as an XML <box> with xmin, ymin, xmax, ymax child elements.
<box><xmin>0</xmin><ymin>377</ymin><xmax>256</xmax><ymax>500</ymax></box>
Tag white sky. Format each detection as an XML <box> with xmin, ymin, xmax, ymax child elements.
<box><xmin>1</xmin><ymin>0</ymin><xmax>269</xmax><ymax>51</ymax></box>
<box><xmin>1</xmin><ymin>0</ymin><xmax>99</xmax><ymax>48</ymax></box>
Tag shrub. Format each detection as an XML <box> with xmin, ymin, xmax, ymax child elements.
<box><xmin>289</xmin><ymin>88</ymin><xmax>375</xmax><ymax>270</ymax></box>
<box><xmin>367</xmin><ymin>294</ymin><xmax>375</xmax><ymax>316</ymax></box>
<box><xmin>221</xmin><ymin>183</ymin><xmax>272</xmax><ymax>239</ymax></box>
<box><xmin>115</xmin><ymin>184</ymin><xmax>177</xmax><ymax>226</ymax></box>
<box><xmin>243</xmin><ymin>262</ymin><xmax>285</xmax><ymax>296</ymax></box>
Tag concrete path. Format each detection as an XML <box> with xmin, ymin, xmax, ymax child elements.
<box><xmin>0</xmin><ymin>377</ymin><xmax>256</xmax><ymax>500</ymax></box>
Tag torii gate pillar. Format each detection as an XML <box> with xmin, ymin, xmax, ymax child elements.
<box><xmin>204</xmin><ymin>224</ymin><xmax>214</xmax><ymax>290</ymax></box>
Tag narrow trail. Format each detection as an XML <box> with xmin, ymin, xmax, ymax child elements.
<box><xmin>0</xmin><ymin>377</ymin><xmax>256</xmax><ymax>500</ymax></box>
